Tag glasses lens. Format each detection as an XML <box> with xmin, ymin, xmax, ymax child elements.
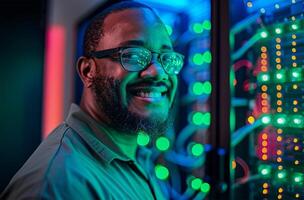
<box><xmin>161</xmin><ymin>52</ymin><xmax>184</xmax><ymax>75</ymax></box>
<box><xmin>121</xmin><ymin>48</ymin><xmax>151</xmax><ymax>71</ymax></box>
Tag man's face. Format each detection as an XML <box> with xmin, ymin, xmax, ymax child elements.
<box><xmin>91</xmin><ymin>8</ymin><xmax>178</xmax><ymax>135</ymax></box>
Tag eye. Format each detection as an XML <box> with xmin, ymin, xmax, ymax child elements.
<box><xmin>161</xmin><ymin>53</ymin><xmax>184</xmax><ymax>74</ymax></box>
<box><xmin>123</xmin><ymin>48</ymin><xmax>150</xmax><ymax>64</ymax></box>
<box><xmin>120</xmin><ymin>48</ymin><xmax>152</xmax><ymax>71</ymax></box>
<box><xmin>163</xmin><ymin>53</ymin><xmax>184</xmax><ymax>65</ymax></box>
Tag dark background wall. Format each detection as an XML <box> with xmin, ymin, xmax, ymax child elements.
<box><xmin>0</xmin><ymin>0</ymin><xmax>45</xmax><ymax>192</ymax></box>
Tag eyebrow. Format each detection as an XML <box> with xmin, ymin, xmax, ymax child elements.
<box><xmin>118</xmin><ymin>40</ymin><xmax>173</xmax><ymax>50</ymax></box>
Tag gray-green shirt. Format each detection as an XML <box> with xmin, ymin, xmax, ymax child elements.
<box><xmin>1</xmin><ymin>104</ymin><xmax>166</xmax><ymax>200</ymax></box>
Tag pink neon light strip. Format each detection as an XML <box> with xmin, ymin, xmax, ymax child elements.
<box><xmin>42</xmin><ymin>25</ymin><xmax>66</xmax><ymax>138</ymax></box>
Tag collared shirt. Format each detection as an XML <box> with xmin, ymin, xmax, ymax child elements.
<box><xmin>1</xmin><ymin>104</ymin><xmax>166</xmax><ymax>200</ymax></box>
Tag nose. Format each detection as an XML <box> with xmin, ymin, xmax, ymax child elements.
<box><xmin>139</xmin><ymin>54</ymin><xmax>169</xmax><ymax>81</ymax></box>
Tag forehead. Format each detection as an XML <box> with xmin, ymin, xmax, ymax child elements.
<box><xmin>99</xmin><ymin>8</ymin><xmax>172</xmax><ymax>51</ymax></box>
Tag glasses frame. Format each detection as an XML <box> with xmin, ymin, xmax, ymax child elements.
<box><xmin>87</xmin><ymin>46</ymin><xmax>184</xmax><ymax>75</ymax></box>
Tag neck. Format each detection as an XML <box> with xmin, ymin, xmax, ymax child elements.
<box><xmin>80</xmin><ymin>95</ymin><xmax>138</xmax><ymax>160</ymax></box>
<box><xmin>106</xmin><ymin>127</ymin><xmax>138</xmax><ymax>160</ymax></box>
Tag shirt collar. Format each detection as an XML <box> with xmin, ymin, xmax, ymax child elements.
<box><xmin>65</xmin><ymin>103</ymin><xmax>132</xmax><ymax>164</ymax></box>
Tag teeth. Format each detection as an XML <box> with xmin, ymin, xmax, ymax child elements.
<box><xmin>138</xmin><ymin>92</ymin><xmax>162</xmax><ymax>98</ymax></box>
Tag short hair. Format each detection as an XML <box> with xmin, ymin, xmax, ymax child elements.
<box><xmin>83</xmin><ymin>1</ymin><xmax>159</xmax><ymax>56</ymax></box>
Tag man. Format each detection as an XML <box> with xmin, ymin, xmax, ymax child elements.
<box><xmin>1</xmin><ymin>1</ymin><xmax>184</xmax><ymax>199</ymax></box>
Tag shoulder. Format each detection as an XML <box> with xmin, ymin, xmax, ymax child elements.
<box><xmin>40</xmin><ymin>144</ymin><xmax>109</xmax><ymax>200</ymax></box>
<box><xmin>1</xmin><ymin>123</ymin><xmax>108</xmax><ymax>200</ymax></box>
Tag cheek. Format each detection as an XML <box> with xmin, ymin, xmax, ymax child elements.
<box><xmin>118</xmin><ymin>72</ymin><xmax>139</xmax><ymax>107</ymax></box>
<box><xmin>95</xmin><ymin>61</ymin><xmax>132</xmax><ymax>106</ymax></box>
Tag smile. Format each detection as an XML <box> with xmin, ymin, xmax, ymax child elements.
<box><xmin>128</xmin><ymin>85</ymin><xmax>169</xmax><ymax>103</ymax></box>
<box><xmin>137</xmin><ymin>91</ymin><xmax>162</xmax><ymax>98</ymax></box>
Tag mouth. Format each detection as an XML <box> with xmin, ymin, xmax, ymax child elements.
<box><xmin>127</xmin><ymin>83</ymin><xmax>170</xmax><ymax>103</ymax></box>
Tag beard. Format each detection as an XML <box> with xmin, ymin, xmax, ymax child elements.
<box><xmin>91</xmin><ymin>75</ymin><xmax>176</xmax><ymax>137</ymax></box>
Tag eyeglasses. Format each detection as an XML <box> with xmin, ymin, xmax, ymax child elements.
<box><xmin>88</xmin><ymin>46</ymin><xmax>184</xmax><ymax>75</ymax></box>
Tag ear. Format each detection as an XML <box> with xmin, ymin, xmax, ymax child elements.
<box><xmin>76</xmin><ymin>56</ymin><xmax>96</xmax><ymax>88</ymax></box>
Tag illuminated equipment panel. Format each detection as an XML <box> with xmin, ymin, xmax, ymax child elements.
<box><xmin>232</xmin><ymin>0</ymin><xmax>304</xmax><ymax>199</ymax></box>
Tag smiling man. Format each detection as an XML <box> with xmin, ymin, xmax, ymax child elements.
<box><xmin>1</xmin><ymin>1</ymin><xmax>184</xmax><ymax>200</ymax></box>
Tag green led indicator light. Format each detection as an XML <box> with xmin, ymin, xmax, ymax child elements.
<box><xmin>156</xmin><ymin>136</ymin><xmax>170</xmax><ymax>151</ymax></box>
<box><xmin>202</xmin><ymin>20</ymin><xmax>211</xmax><ymax>30</ymax></box>
<box><xmin>191</xmin><ymin>81</ymin><xmax>212</xmax><ymax>95</ymax></box>
<box><xmin>203</xmin><ymin>81</ymin><xmax>212</xmax><ymax>94</ymax></box>
<box><xmin>294</xmin><ymin>118</ymin><xmax>301</xmax><ymax>124</ymax></box>
<box><xmin>275</xmin><ymin>28</ymin><xmax>282</xmax><ymax>34</ymax></box>
<box><xmin>202</xmin><ymin>112</ymin><xmax>211</xmax><ymax>126</ymax></box>
<box><xmin>291</xmin><ymin>115</ymin><xmax>304</xmax><ymax>128</ymax></box>
<box><xmin>277</xmin><ymin>118</ymin><xmax>285</xmax><ymax>124</ymax></box>
<box><xmin>261</xmin><ymin>169</ymin><xmax>269</xmax><ymax>175</ymax></box>
<box><xmin>192</xmin><ymin>82</ymin><xmax>204</xmax><ymax>95</ymax></box>
<box><xmin>275</xmin><ymin>70</ymin><xmax>286</xmax><ymax>82</ymax></box>
<box><xmin>261</xmin><ymin>115</ymin><xmax>271</xmax><ymax>125</ymax></box>
<box><xmin>193</xmin><ymin>23</ymin><xmax>203</xmax><ymax>33</ymax></box>
<box><xmin>277</xmin><ymin>117</ymin><xmax>286</xmax><ymax>125</ymax></box>
<box><xmin>292</xmin><ymin>71</ymin><xmax>300</xmax><ymax>78</ymax></box>
<box><xmin>290</xmin><ymin>68</ymin><xmax>302</xmax><ymax>81</ymax></box>
<box><xmin>155</xmin><ymin>164</ymin><xmax>169</xmax><ymax>180</ymax></box>
<box><xmin>137</xmin><ymin>131</ymin><xmax>150</xmax><ymax>146</ymax></box>
<box><xmin>260</xmin><ymin>31</ymin><xmax>268</xmax><ymax>38</ymax></box>
<box><xmin>191</xmin><ymin>178</ymin><xmax>202</xmax><ymax>190</ymax></box>
<box><xmin>258</xmin><ymin>164</ymin><xmax>271</xmax><ymax>176</ymax></box>
<box><xmin>262</xmin><ymin>74</ymin><xmax>270</xmax><ymax>81</ymax></box>
<box><xmin>192</xmin><ymin>112</ymin><xmax>210</xmax><ymax>126</ymax></box>
<box><xmin>276</xmin><ymin>169</ymin><xmax>287</xmax><ymax>180</ymax></box>
<box><xmin>258</xmin><ymin>73</ymin><xmax>270</xmax><ymax>83</ymax></box>
<box><xmin>191</xmin><ymin>143</ymin><xmax>205</xmax><ymax>157</ymax></box>
<box><xmin>295</xmin><ymin>176</ymin><xmax>301</xmax><ymax>183</ymax></box>
<box><xmin>277</xmin><ymin>170</ymin><xmax>287</xmax><ymax>179</ymax></box>
<box><xmin>291</xmin><ymin>24</ymin><xmax>299</xmax><ymax>30</ymax></box>
<box><xmin>293</xmin><ymin>173</ymin><xmax>303</xmax><ymax>183</ymax></box>
<box><xmin>193</xmin><ymin>53</ymin><xmax>204</xmax><ymax>65</ymax></box>
<box><xmin>200</xmin><ymin>182</ymin><xmax>211</xmax><ymax>193</ymax></box>
<box><xmin>274</xmin><ymin>114</ymin><xmax>287</xmax><ymax>127</ymax></box>
<box><xmin>165</xmin><ymin>24</ymin><xmax>173</xmax><ymax>36</ymax></box>
<box><xmin>276</xmin><ymin>73</ymin><xmax>283</xmax><ymax>79</ymax></box>
<box><xmin>192</xmin><ymin>112</ymin><xmax>204</xmax><ymax>125</ymax></box>
<box><xmin>203</xmin><ymin>51</ymin><xmax>212</xmax><ymax>63</ymax></box>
